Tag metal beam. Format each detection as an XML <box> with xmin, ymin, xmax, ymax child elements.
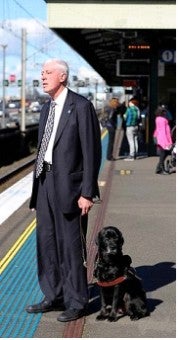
<box><xmin>47</xmin><ymin>2</ymin><xmax>176</xmax><ymax>29</ymax></box>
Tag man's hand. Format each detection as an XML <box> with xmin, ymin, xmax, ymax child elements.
<box><xmin>78</xmin><ymin>196</ymin><xmax>93</xmax><ymax>215</ymax></box>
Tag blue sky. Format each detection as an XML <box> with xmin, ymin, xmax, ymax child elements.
<box><xmin>0</xmin><ymin>0</ymin><xmax>104</xmax><ymax>98</ymax></box>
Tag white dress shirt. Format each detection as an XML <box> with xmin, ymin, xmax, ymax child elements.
<box><xmin>44</xmin><ymin>87</ymin><xmax>68</xmax><ymax>164</ymax></box>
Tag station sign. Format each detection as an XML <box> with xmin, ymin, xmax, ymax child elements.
<box><xmin>33</xmin><ymin>80</ymin><xmax>39</xmax><ymax>87</ymax></box>
<box><xmin>122</xmin><ymin>79</ymin><xmax>138</xmax><ymax>87</ymax></box>
<box><xmin>78</xmin><ymin>80</ymin><xmax>85</xmax><ymax>87</ymax></box>
<box><xmin>73</xmin><ymin>75</ymin><xmax>78</xmax><ymax>81</ymax></box>
<box><xmin>116</xmin><ymin>59</ymin><xmax>150</xmax><ymax>76</ymax></box>
<box><xmin>160</xmin><ymin>50</ymin><xmax>176</xmax><ymax>63</ymax></box>
<box><xmin>3</xmin><ymin>79</ymin><xmax>9</xmax><ymax>86</ymax></box>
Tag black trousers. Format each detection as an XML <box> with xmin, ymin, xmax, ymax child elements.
<box><xmin>106</xmin><ymin>126</ymin><xmax>116</xmax><ymax>160</ymax></box>
<box><xmin>156</xmin><ymin>148</ymin><xmax>170</xmax><ymax>172</ymax></box>
<box><xmin>36</xmin><ymin>170</ymin><xmax>88</xmax><ymax>309</ymax></box>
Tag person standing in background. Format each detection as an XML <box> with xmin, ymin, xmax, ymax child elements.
<box><xmin>26</xmin><ymin>59</ymin><xmax>101</xmax><ymax>322</ymax></box>
<box><xmin>153</xmin><ymin>106</ymin><xmax>173</xmax><ymax>174</ymax></box>
<box><xmin>105</xmin><ymin>97</ymin><xmax>120</xmax><ymax>161</ymax></box>
<box><xmin>123</xmin><ymin>98</ymin><xmax>140</xmax><ymax>161</ymax></box>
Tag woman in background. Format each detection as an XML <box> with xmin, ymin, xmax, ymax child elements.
<box><xmin>153</xmin><ymin>106</ymin><xmax>173</xmax><ymax>174</ymax></box>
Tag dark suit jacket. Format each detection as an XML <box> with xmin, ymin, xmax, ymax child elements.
<box><xmin>29</xmin><ymin>89</ymin><xmax>101</xmax><ymax>213</ymax></box>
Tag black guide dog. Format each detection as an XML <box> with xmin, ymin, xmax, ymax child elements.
<box><xmin>94</xmin><ymin>226</ymin><xmax>149</xmax><ymax>322</ymax></box>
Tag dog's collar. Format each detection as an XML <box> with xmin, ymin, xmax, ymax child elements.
<box><xmin>97</xmin><ymin>275</ymin><xmax>126</xmax><ymax>287</ymax></box>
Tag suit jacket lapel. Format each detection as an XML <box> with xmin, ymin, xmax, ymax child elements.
<box><xmin>38</xmin><ymin>101</ymin><xmax>50</xmax><ymax>146</ymax></box>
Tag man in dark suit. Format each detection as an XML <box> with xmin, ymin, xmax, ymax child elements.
<box><xmin>26</xmin><ymin>59</ymin><xmax>101</xmax><ymax>322</ymax></box>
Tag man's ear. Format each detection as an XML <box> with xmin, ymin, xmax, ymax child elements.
<box><xmin>59</xmin><ymin>72</ymin><xmax>67</xmax><ymax>84</ymax></box>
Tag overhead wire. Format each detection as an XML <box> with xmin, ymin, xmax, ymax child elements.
<box><xmin>1</xmin><ymin>0</ymin><xmax>60</xmax><ymax>60</ymax></box>
<box><xmin>12</xmin><ymin>0</ymin><xmax>49</xmax><ymax>31</ymax></box>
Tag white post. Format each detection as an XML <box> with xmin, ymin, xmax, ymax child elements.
<box><xmin>1</xmin><ymin>44</ymin><xmax>7</xmax><ymax>128</ymax></box>
<box><xmin>95</xmin><ymin>79</ymin><xmax>98</xmax><ymax>110</ymax></box>
<box><xmin>21</xmin><ymin>28</ymin><xmax>26</xmax><ymax>132</ymax></box>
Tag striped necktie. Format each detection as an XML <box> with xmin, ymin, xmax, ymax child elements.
<box><xmin>36</xmin><ymin>101</ymin><xmax>56</xmax><ymax>178</ymax></box>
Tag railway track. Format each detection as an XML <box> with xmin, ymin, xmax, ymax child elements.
<box><xmin>0</xmin><ymin>156</ymin><xmax>35</xmax><ymax>193</ymax></box>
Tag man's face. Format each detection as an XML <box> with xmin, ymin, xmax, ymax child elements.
<box><xmin>41</xmin><ymin>62</ymin><xmax>66</xmax><ymax>97</ymax></box>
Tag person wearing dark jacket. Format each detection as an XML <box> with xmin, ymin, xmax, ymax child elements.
<box><xmin>105</xmin><ymin>97</ymin><xmax>120</xmax><ymax>161</ymax></box>
<box><xmin>25</xmin><ymin>59</ymin><xmax>101</xmax><ymax>322</ymax></box>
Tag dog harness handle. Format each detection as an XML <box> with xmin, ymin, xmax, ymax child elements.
<box><xmin>97</xmin><ymin>275</ymin><xmax>126</xmax><ymax>287</ymax></box>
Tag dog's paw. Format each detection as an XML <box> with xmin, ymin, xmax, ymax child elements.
<box><xmin>130</xmin><ymin>314</ymin><xmax>141</xmax><ymax>321</ymax></box>
<box><xmin>108</xmin><ymin>316</ymin><xmax>118</xmax><ymax>322</ymax></box>
<box><xmin>108</xmin><ymin>313</ymin><xmax>118</xmax><ymax>322</ymax></box>
<box><xmin>96</xmin><ymin>314</ymin><xmax>108</xmax><ymax>321</ymax></box>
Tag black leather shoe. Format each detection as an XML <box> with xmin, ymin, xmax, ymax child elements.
<box><xmin>160</xmin><ymin>171</ymin><xmax>170</xmax><ymax>175</ymax></box>
<box><xmin>57</xmin><ymin>308</ymin><xmax>86</xmax><ymax>322</ymax></box>
<box><xmin>26</xmin><ymin>298</ymin><xmax>64</xmax><ymax>313</ymax></box>
<box><xmin>107</xmin><ymin>156</ymin><xmax>116</xmax><ymax>161</ymax></box>
<box><xmin>156</xmin><ymin>170</ymin><xmax>169</xmax><ymax>175</ymax></box>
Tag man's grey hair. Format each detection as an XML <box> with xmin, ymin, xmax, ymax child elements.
<box><xmin>43</xmin><ymin>59</ymin><xmax>69</xmax><ymax>78</ymax></box>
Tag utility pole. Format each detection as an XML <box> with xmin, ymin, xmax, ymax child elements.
<box><xmin>94</xmin><ymin>79</ymin><xmax>98</xmax><ymax>110</ymax></box>
<box><xmin>21</xmin><ymin>28</ymin><xmax>26</xmax><ymax>132</ymax></box>
<box><xmin>1</xmin><ymin>44</ymin><xmax>7</xmax><ymax>129</ymax></box>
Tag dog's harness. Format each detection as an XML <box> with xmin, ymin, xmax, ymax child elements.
<box><xmin>96</xmin><ymin>266</ymin><xmax>140</xmax><ymax>288</ymax></box>
<box><xmin>97</xmin><ymin>275</ymin><xmax>127</xmax><ymax>287</ymax></box>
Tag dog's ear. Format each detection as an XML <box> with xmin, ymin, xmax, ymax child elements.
<box><xmin>118</xmin><ymin>230</ymin><xmax>124</xmax><ymax>246</ymax></box>
<box><xmin>112</xmin><ymin>227</ymin><xmax>124</xmax><ymax>245</ymax></box>
<box><xmin>120</xmin><ymin>234</ymin><xmax>124</xmax><ymax>246</ymax></box>
<box><xmin>123</xmin><ymin>254</ymin><xmax>132</xmax><ymax>266</ymax></box>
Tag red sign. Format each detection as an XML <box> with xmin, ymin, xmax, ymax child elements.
<box><xmin>9</xmin><ymin>74</ymin><xmax>16</xmax><ymax>83</ymax></box>
<box><xmin>123</xmin><ymin>79</ymin><xmax>138</xmax><ymax>87</ymax></box>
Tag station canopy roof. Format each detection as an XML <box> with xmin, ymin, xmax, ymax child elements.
<box><xmin>45</xmin><ymin>1</ymin><xmax>176</xmax><ymax>86</ymax></box>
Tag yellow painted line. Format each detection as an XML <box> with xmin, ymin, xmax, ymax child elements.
<box><xmin>0</xmin><ymin>219</ymin><xmax>36</xmax><ymax>274</ymax></box>
<box><xmin>0</xmin><ymin>131</ymin><xmax>107</xmax><ymax>275</ymax></box>
<box><xmin>126</xmin><ymin>170</ymin><xmax>132</xmax><ymax>175</ymax></box>
<box><xmin>101</xmin><ymin>129</ymin><xmax>107</xmax><ymax>139</ymax></box>
<box><xmin>119</xmin><ymin>169</ymin><xmax>132</xmax><ymax>175</ymax></box>
<box><xmin>98</xmin><ymin>180</ymin><xmax>106</xmax><ymax>187</ymax></box>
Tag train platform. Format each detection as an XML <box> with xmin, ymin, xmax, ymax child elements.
<box><xmin>0</xmin><ymin>130</ymin><xmax>176</xmax><ymax>338</ymax></box>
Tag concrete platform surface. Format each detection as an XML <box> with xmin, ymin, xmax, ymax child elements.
<box><xmin>35</xmin><ymin>156</ymin><xmax>176</xmax><ymax>338</ymax></box>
